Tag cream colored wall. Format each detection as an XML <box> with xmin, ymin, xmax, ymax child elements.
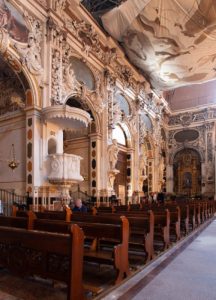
<box><xmin>0</xmin><ymin>116</ymin><xmax>26</xmax><ymax>195</ymax></box>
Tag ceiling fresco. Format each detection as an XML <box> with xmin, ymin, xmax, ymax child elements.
<box><xmin>101</xmin><ymin>0</ymin><xmax>216</xmax><ymax>90</ymax></box>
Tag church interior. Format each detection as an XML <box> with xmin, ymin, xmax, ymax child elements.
<box><xmin>0</xmin><ymin>0</ymin><xmax>216</xmax><ymax>299</ymax></box>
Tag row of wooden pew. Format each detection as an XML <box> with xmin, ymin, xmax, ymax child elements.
<box><xmin>0</xmin><ymin>200</ymin><xmax>214</xmax><ymax>299</ymax></box>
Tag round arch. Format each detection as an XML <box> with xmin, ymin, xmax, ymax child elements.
<box><xmin>0</xmin><ymin>3</ymin><xmax>41</xmax><ymax>108</ymax></box>
<box><xmin>0</xmin><ymin>47</ymin><xmax>39</xmax><ymax>107</ymax></box>
<box><xmin>170</xmin><ymin>146</ymin><xmax>204</xmax><ymax>165</ymax></box>
<box><xmin>118</xmin><ymin>123</ymin><xmax>132</xmax><ymax>147</ymax></box>
<box><xmin>64</xmin><ymin>93</ymin><xmax>101</xmax><ymax>134</ymax></box>
<box><xmin>112</xmin><ymin>125</ymin><xmax>127</xmax><ymax>146</ymax></box>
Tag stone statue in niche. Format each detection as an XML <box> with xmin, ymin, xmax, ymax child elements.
<box><xmin>112</xmin><ymin>100</ymin><xmax>122</xmax><ymax>126</ymax></box>
<box><xmin>139</xmin><ymin>154</ymin><xmax>148</xmax><ymax>177</ymax></box>
<box><xmin>183</xmin><ymin>172</ymin><xmax>192</xmax><ymax>188</ymax></box>
<box><xmin>108</xmin><ymin>139</ymin><xmax>119</xmax><ymax>170</ymax></box>
<box><xmin>64</xmin><ymin>64</ymin><xmax>76</xmax><ymax>89</ymax></box>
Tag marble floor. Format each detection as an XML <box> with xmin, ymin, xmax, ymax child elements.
<box><xmin>101</xmin><ymin>218</ymin><xmax>216</xmax><ymax>300</ymax></box>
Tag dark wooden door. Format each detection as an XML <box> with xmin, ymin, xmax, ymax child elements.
<box><xmin>114</xmin><ymin>150</ymin><xmax>127</xmax><ymax>202</ymax></box>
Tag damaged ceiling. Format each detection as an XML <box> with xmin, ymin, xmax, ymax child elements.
<box><xmin>84</xmin><ymin>0</ymin><xmax>216</xmax><ymax>91</ymax></box>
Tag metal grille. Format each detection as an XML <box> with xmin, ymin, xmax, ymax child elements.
<box><xmin>0</xmin><ymin>189</ymin><xmax>27</xmax><ymax>216</ymax></box>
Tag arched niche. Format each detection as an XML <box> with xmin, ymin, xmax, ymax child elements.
<box><xmin>139</xmin><ymin>137</ymin><xmax>154</xmax><ymax>194</ymax></box>
<box><xmin>48</xmin><ymin>138</ymin><xmax>57</xmax><ymax>155</ymax></box>
<box><xmin>69</xmin><ymin>57</ymin><xmax>95</xmax><ymax>90</ymax></box>
<box><xmin>112</xmin><ymin>123</ymin><xmax>132</xmax><ymax>202</ymax></box>
<box><xmin>173</xmin><ymin>148</ymin><xmax>201</xmax><ymax>196</ymax></box>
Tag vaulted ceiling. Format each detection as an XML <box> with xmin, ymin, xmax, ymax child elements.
<box><xmin>83</xmin><ymin>0</ymin><xmax>216</xmax><ymax>91</ymax></box>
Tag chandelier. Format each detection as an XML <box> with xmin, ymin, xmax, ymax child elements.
<box><xmin>8</xmin><ymin>144</ymin><xmax>19</xmax><ymax>171</ymax></box>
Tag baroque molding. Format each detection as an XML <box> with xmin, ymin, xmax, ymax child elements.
<box><xmin>53</xmin><ymin>0</ymin><xmax>66</xmax><ymax>14</ymax></box>
<box><xmin>167</xmin><ymin>122</ymin><xmax>215</xmax><ymax>163</ymax></box>
<box><xmin>168</xmin><ymin>108</ymin><xmax>216</xmax><ymax>127</ymax></box>
<box><xmin>65</xmin><ymin>19</ymin><xmax>116</xmax><ymax>65</ymax></box>
<box><xmin>47</xmin><ymin>17</ymin><xmax>67</xmax><ymax>47</ymax></box>
<box><xmin>14</xmin><ymin>17</ymin><xmax>43</xmax><ymax>76</ymax></box>
<box><xmin>36</xmin><ymin>0</ymin><xmax>48</xmax><ymax>8</ymax></box>
<box><xmin>61</xmin><ymin>45</ymin><xmax>106</xmax><ymax>113</ymax></box>
<box><xmin>51</xmin><ymin>49</ymin><xmax>61</xmax><ymax>104</ymax></box>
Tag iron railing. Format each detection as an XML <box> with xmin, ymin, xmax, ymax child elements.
<box><xmin>0</xmin><ymin>189</ymin><xmax>27</xmax><ymax>216</ymax></box>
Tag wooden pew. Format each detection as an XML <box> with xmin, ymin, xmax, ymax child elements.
<box><xmin>127</xmin><ymin>211</ymin><xmax>155</xmax><ymax>262</ymax></box>
<box><xmin>178</xmin><ymin>204</ymin><xmax>189</xmax><ymax>235</ymax></box>
<box><xmin>0</xmin><ymin>211</ymin><xmax>36</xmax><ymax>230</ymax></box>
<box><xmin>165</xmin><ymin>206</ymin><xmax>181</xmax><ymax>241</ymax></box>
<box><xmin>153</xmin><ymin>209</ymin><xmax>170</xmax><ymax>250</ymax></box>
<box><xmin>129</xmin><ymin>206</ymin><xmax>170</xmax><ymax>250</ymax></box>
<box><xmin>196</xmin><ymin>203</ymin><xmax>201</xmax><ymax>226</ymax></box>
<box><xmin>114</xmin><ymin>205</ymin><xmax>129</xmax><ymax>212</ymax></box>
<box><xmin>0</xmin><ymin>224</ymin><xmax>84</xmax><ymax>300</ymax></box>
<box><xmin>94</xmin><ymin>206</ymin><xmax>169</xmax><ymax>253</ymax></box>
<box><xmin>188</xmin><ymin>204</ymin><xmax>196</xmax><ymax>230</ymax></box>
<box><xmin>13</xmin><ymin>205</ymin><xmax>72</xmax><ymax>222</ymax></box>
<box><xmin>1</xmin><ymin>212</ymin><xmax>131</xmax><ymax>285</ymax></box>
<box><xmin>200</xmin><ymin>202</ymin><xmax>206</xmax><ymax>223</ymax></box>
<box><xmin>129</xmin><ymin>203</ymin><xmax>142</xmax><ymax>211</ymax></box>
<box><xmin>72</xmin><ymin>211</ymin><xmax>155</xmax><ymax>262</ymax></box>
<box><xmin>96</xmin><ymin>206</ymin><xmax>115</xmax><ymax>213</ymax></box>
<box><xmin>27</xmin><ymin>215</ymin><xmax>130</xmax><ymax>285</ymax></box>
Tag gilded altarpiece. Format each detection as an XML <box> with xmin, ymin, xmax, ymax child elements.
<box><xmin>173</xmin><ymin>149</ymin><xmax>201</xmax><ymax>196</ymax></box>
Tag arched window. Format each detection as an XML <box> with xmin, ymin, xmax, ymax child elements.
<box><xmin>115</xmin><ymin>92</ymin><xmax>130</xmax><ymax>116</ymax></box>
<box><xmin>112</xmin><ymin>125</ymin><xmax>126</xmax><ymax>146</ymax></box>
<box><xmin>70</xmin><ymin>57</ymin><xmax>95</xmax><ymax>90</ymax></box>
<box><xmin>141</xmin><ymin>114</ymin><xmax>153</xmax><ymax>133</ymax></box>
<box><xmin>48</xmin><ymin>138</ymin><xmax>57</xmax><ymax>155</ymax></box>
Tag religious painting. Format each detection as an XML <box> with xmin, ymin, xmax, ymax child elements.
<box><xmin>0</xmin><ymin>56</ymin><xmax>26</xmax><ymax>115</ymax></box>
<box><xmin>0</xmin><ymin>0</ymin><xmax>29</xmax><ymax>43</ymax></box>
